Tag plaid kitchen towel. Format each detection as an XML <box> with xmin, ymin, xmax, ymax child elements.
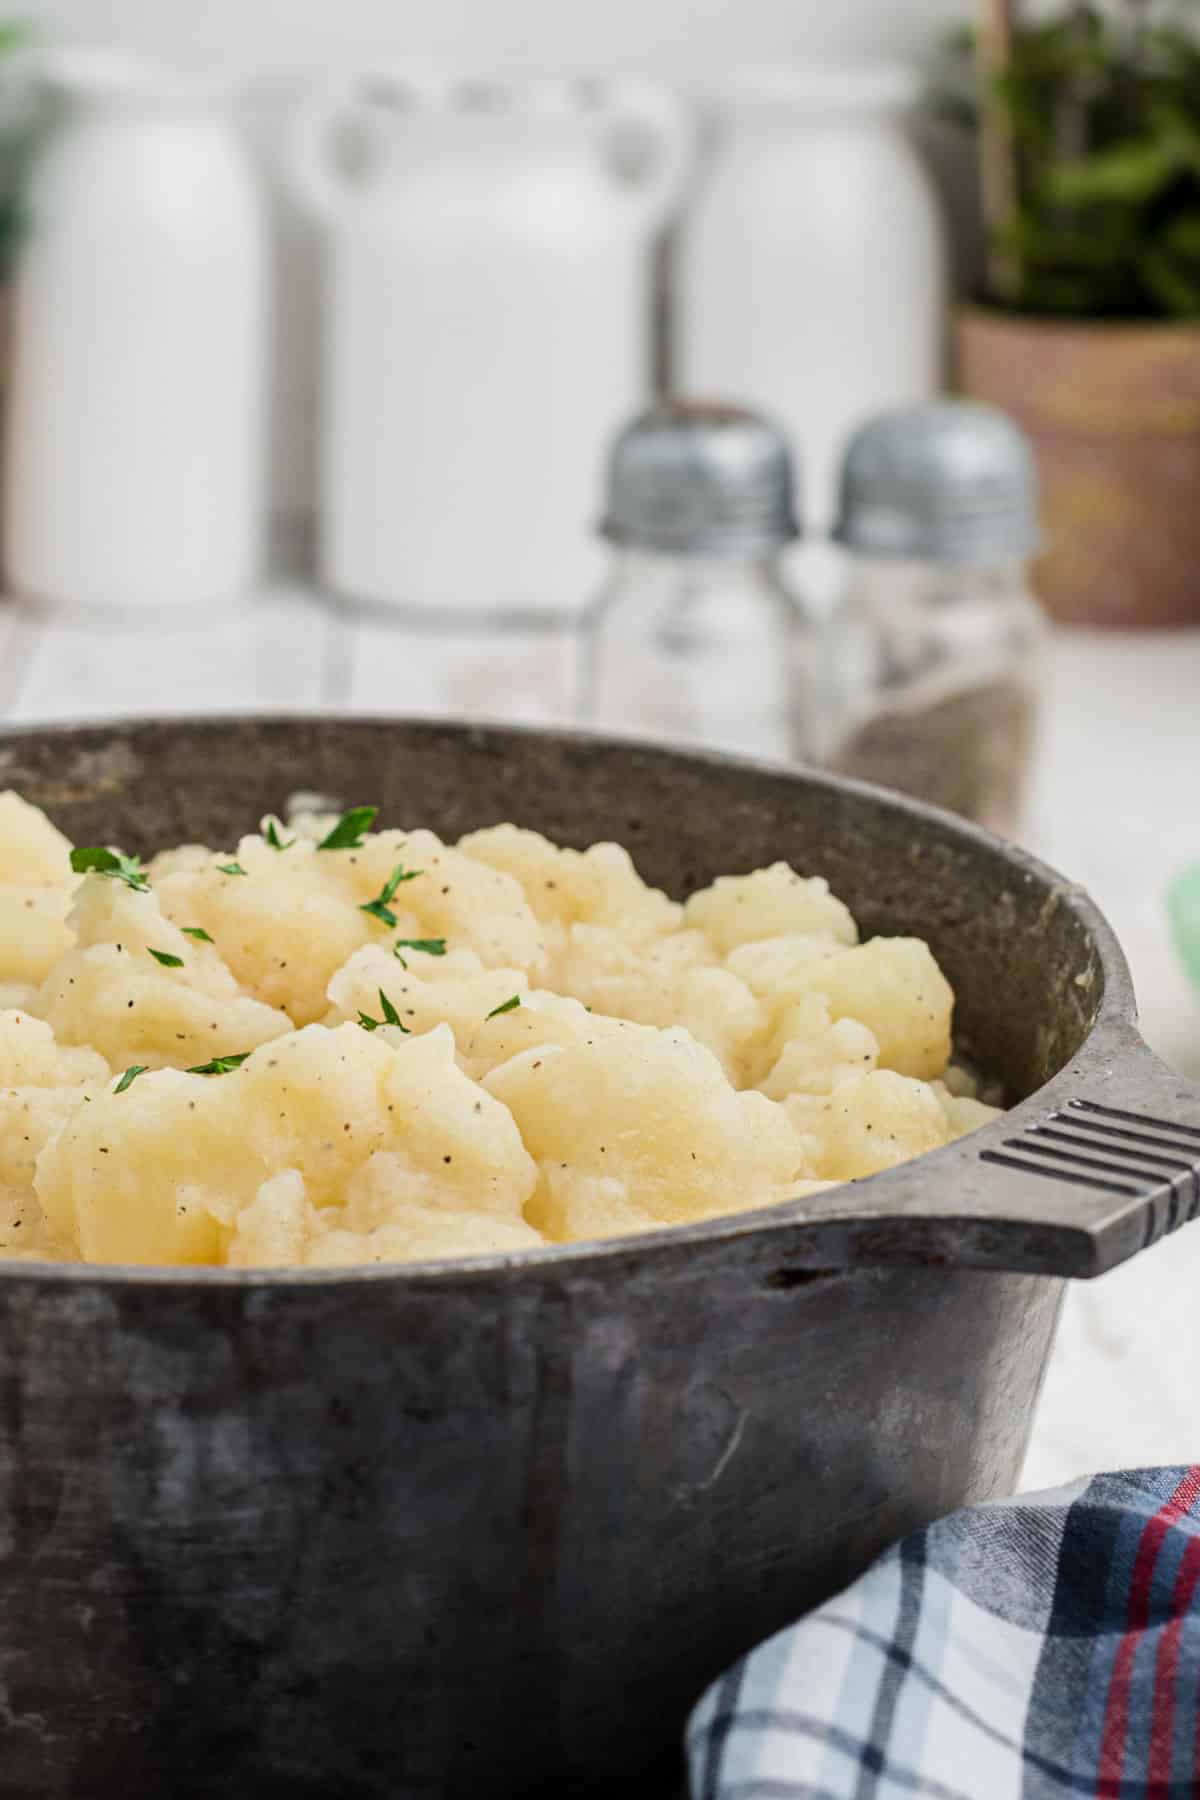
<box><xmin>688</xmin><ymin>1466</ymin><xmax>1200</xmax><ymax>1799</ymax></box>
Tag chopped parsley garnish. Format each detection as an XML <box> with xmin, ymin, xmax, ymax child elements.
<box><xmin>263</xmin><ymin>816</ymin><xmax>295</xmax><ymax>851</ymax></box>
<box><xmin>181</xmin><ymin>926</ymin><xmax>214</xmax><ymax>943</ymax></box>
<box><xmin>69</xmin><ymin>846</ymin><xmax>150</xmax><ymax>892</ymax></box>
<box><xmin>357</xmin><ymin>988</ymin><xmax>409</xmax><ymax>1034</ymax></box>
<box><xmin>114</xmin><ymin>1065</ymin><xmax>148</xmax><ymax>1093</ymax></box>
<box><xmin>186</xmin><ymin>1052</ymin><xmax>251</xmax><ymax>1076</ymax></box>
<box><xmin>486</xmin><ymin>994</ymin><xmax>522</xmax><ymax>1020</ymax></box>
<box><xmin>360</xmin><ymin>862</ymin><xmax>421</xmax><ymax>929</ymax></box>
<box><xmin>216</xmin><ymin>862</ymin><xmax>247</xmax><ymax>878</ymax></box>
<box><xmin>317</xmin><ymin>806</ymin><xmax>377</xmax><ymax>851</ymax></box>
<box><xmin>392</xmin><ymin>936</ymin><xmax>446</xmax><ymax>968</ymax></box>
<box><xmin>148</xmin><ymin>948</ymin><xmax>184</xmax><ymax>968</ymax></box>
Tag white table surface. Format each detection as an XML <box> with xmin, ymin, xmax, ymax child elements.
<box><xmin>2</xmin><ymin>586</ymin><xmax>1198</xmax><ymax>1492</ymax></box>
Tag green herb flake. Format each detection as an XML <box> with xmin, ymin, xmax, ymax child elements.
<box><xmin>181</xmin><ymin>926</ymin><xmax>214</xmax><ymax>943</ymax></box>
<box><xmin>357</xmin><ymin>988</ymin><xmax>410</xmax><ymax>1035</ymax></box>
<box><xmin>485</xmin><ymin>994</ymin><xmax>522</xmax><ymax>1021</ymax></box>
<box><xmin>114</xmin><ymin>1064</ymin><xmax>148</xmax><ymax>1094</ymax></box>
<box><xmin>360</xmin><ymin>861</ymin><xmax>422</xmax><ymax>929</ymax></box>
<box><xmin>216</xmin><ymin>862</ymin><xmax>248</xmax><ymax>878</ymax></box>
<box><xmin>317</xmin><ymin>806</ymin><xmax>378</xmax><ymax>852</ymax></box>
<box><xmin>263</xmin><ymin>816</ymin><xmax>295</xmax><ymax>852</ymax></box>
<box><xmin>186</xmin><ymin>1052</ymin><xmax>251</xmax><ymax>1076</ymax></box>
<box><xmin>70</xmin><ymin>846</ymin><xmax>120</xmax><ymax>875</ymax></box>
<box><xmin>69</xmin><ymin>846</ymin><xmax>150</xmax><ymax>893</ymax></box>
<box><xmin>392</xmin><ymin>936</ymin><xmax>446</xmax><ymax>968</ymax></box>
<box><xmin>148</xmin><ymin>948</ymin><xmax>184</xmax><ymax>969</ymax></box>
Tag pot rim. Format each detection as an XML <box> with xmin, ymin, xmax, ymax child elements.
<box><xmin>0</xmin><ymin>710</ymin><xmax>1137</xmax><ymax>1290</ymax></box>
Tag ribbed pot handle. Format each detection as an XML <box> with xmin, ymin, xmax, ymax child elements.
<box><xmin>768</xmin><ymin>1027</ymin><xmax>1200</xmax><ymax>1280</ymax></box>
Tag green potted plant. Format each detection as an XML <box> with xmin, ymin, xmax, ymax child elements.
<box><xmin>0</xmin><ymin>22</ymin><xmax>33</xmax><ymax>535</ymax></box>
<box><xmin>952</xmin><ymin>0</ymin><xmax>1200</xmax><ymax>627</ymax></box>
<box><xmin>0</xmin><ymin>24</ymin><xmax>28</xmax><ymax>268</ymax></box>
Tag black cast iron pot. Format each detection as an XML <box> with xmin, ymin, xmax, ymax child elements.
<box><xmin>0</xmin><ymin>716</ymin><xmax>1196</xmax><ymax>1800</ymax></box>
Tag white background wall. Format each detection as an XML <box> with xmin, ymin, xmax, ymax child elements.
<box><xmin>18</xmin><ymin>1</ymin><xmax>968</xmax><ymax>78</ymax></box>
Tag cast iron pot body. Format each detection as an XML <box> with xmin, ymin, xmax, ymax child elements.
<box><xmin>0</xmin><ymin>718</ymin><xmax>1195</xmax><ymax>1800</ymax></box>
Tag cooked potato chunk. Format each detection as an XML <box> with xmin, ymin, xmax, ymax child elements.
<box><xmin>0</xmin><ymin>791</ymin><xmax>74</xmax><ymax>885</ymax></box>
<box><xmin>776</xmin><ymin>937</ymin><xmax>953</xmax><ymax>1081</ymax></box>
<box><xmin>485</xmin><ymin>1025</ymin><xmax>814</xmax><ymax>1237</ymax></box>
<box><xmin>685</xmin><ymin>864</ymin><xmax>857</xmax><ymax>953</ymax></box>
<box><xmin>38</xmin><ymin>1023</ymin><xmax>539</xmax><ymax>1265</ymax></box>
<box><xmin>805</xmin><ymin>1070</ymin><xmax>952</xmax><ymax>1181</ymax></box>
<box><xmin>37</xmin><ymin>875</ymin><xmax>293</xmax><ymax>1071</ymax></box>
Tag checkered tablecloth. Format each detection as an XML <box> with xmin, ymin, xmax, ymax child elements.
<box><xmin>688</xmin><ymin>1466</ymin><xmax>1200</xmax><ymax>1799</ymax></box>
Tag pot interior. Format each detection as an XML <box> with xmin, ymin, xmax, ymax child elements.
<box><xmin>0</xmin><ymin>716</ymin><xmax>1110</xmax><ymax>1103</ymax></box>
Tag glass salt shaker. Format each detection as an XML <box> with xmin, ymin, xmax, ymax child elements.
<box><xmin>823</xmin><ymin>401</ymin><xmax>1044</xmax><ymax>838</ymax></box>
<box><xmin>578</xmin><ymin>400</ymin><xmax>815</xmax><ymax>762</ymax></box>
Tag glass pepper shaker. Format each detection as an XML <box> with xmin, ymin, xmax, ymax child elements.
<box><xmin>822</xmin><ymin>400</ymin><xmax>1044</xmax><ymax>837</ymax></box>
<box><xmin>578</xmin><ymin>400</ymin><xmax>815</xmax><ymax>763</ymax></box>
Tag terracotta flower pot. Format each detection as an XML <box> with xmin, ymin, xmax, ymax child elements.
<box><xmin>956</xmin><ymin>305</ymin><xmax>1200</xmax><ymax>628</ymax></box>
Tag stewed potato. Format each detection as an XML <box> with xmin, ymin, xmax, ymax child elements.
<box><xmin>0</xmin><ymin>799</ymin><xmax>998</xmax><ymax>1267</ymax></box>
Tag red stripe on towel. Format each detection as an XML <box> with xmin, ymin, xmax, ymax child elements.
<box><xmin>1096</xmin><ymin>1466</ymin><xmax>1200</xmax><ymax>1795</ymax></box>
<box><xmin>1144</xmin><ymin>1535</ymin><xmax>1200</xmax><ymax>1787</ymax></box>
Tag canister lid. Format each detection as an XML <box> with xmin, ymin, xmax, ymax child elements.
<box><xmin>600</xmin><ymin>400</ymin><xmax>801</xmax><ymax>557</ymax></box>
<box><xmin>834</xmin><ymin>401</ymin><xmax>1039</xmax><ymax>562</ymax></box>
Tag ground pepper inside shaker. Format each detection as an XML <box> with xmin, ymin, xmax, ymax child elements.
<box><xmin>822</xmin><ymin>401</ymin><xmax>1044</xmax><ymax>838</ymax></box>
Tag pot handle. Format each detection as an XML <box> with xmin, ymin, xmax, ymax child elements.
<box><xmin>770</xmin><ymin>1028</ymin><xmax>1200</xmax><ymax>1280</ymax></box>
<box><xmin>602</xmin><ymin>80</ymin><xmax>694</xmax><ymax>230</ymax></box>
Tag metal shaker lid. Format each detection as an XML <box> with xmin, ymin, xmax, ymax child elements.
<box><xmin>834</xmin><ymin>400</ymin><xmax>1039</xmax><ymax>562</ymax></box>
<box><xmin>600</xmin><ymin>400</ymin><xmax>801</xmax><ymax>557</ymax></box>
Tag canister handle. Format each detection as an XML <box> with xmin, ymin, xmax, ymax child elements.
<box><xmin>287</xmin><ymin>74</ymin><xmax>431</xmax><ymax>221</ymax></box>
<box><xmin>602</xmin><ymin>80</ymin><xmax>694</xmax><ymax>230</ymax></box>
<box><xmin>764</xmin><ymin>1026</ymin><xmax>1200</xmax><ymax>1280</ymax></box>
<box><xmin>286</xmin><ymin>80</ymin><xmax>364</xmax><ymax>220</ymax></box>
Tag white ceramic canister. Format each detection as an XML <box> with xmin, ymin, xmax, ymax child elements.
<box><xmin>674</xmin><ymin>65</ymin><xmax>945</xmax><ymax>531</ymax></box>
<box><xmin>4</xmin><ymin>50</ymin><xmax>268</xmax><ymax>611</ymax></box>
<box><xmin>289</xmin><ymin>74</ymin><xmax>692</xmax><ymax>618</ymax></box>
